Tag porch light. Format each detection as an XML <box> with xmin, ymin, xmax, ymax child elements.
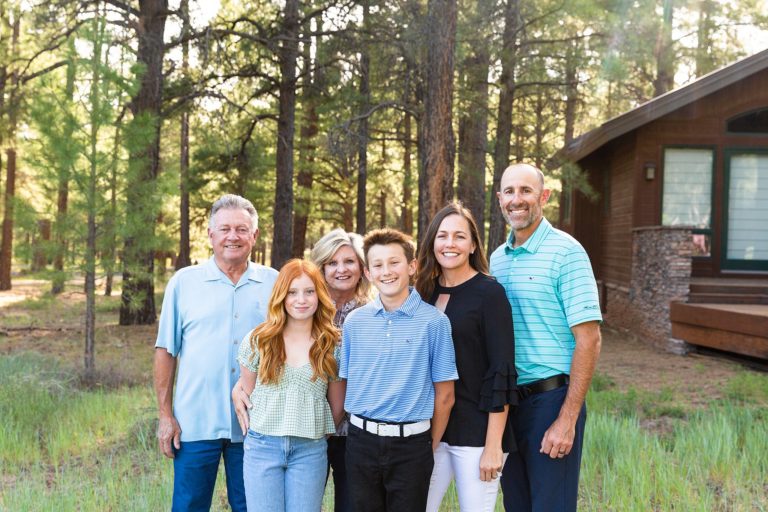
<box><xmin>644</xmin><ymin>162</ymin><xmax>656</xmax><ymax>181</ymax></box>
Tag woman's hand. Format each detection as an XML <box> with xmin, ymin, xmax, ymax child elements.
<box><xmin>232</xmin><ymin>378</ymin><xmax>252</xmax><ymax>435</ymax></box>
<box><xmin>479</xmin><ymin>445</ymin><xmax>504</xmax><ymax>482</ymax></box>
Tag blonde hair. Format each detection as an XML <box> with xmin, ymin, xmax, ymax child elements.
<box><xmin>310</xmin><ymin>229</ymin><xmax>371</xmax><ymax>300</ymax></box>
<box><xmin>249</xmin><ymin>259</ymin><xmax>340</xmax><ymax>384</ymax></box>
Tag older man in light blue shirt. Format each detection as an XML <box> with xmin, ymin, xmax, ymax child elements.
<box><xmin>154</xmin><ymin>194</ymin><xmax>277</xmax><ymax>512</ymax></box>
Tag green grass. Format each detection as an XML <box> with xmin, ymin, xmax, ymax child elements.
<box><xmin>3</xmin><ymin>353</ymin><xmax>766</xmax><ymax>511</ymax></box>
<box><xmin>581</xmin><ymin>375</ymin><xmax>768</xmax><ymax>510</ymax></box>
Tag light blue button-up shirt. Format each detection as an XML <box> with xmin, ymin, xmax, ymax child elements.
<box><xmin>155</xmin><ymin>257</ymin><xmax>278</xmax><ymax>442</ymax></box>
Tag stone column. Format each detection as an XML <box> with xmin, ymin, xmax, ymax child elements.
<box><xmin>630</xmin><ymin>226</ymin><xmax>693</xmax><ymax>354</ymax></box>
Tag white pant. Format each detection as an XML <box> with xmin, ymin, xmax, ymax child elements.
<box><xmin>426</xmin><ymin>442</ymin><xmax>508</xmax><ymax>512</ymax></box>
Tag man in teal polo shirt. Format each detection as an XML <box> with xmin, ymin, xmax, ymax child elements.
<box><xmin>489</xmin><ymin>164</ymin><xmax>602</xmax><ymax>512</ymax></box>
<box><xmin>154</xmin><ymin>194</ymin><xmax>278</xmax><ymax>512</ymax></box>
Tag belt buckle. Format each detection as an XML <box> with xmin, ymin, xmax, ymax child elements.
<box><xmin>377</xmin><ymin>423</ymin><xmax>398</xmax><ymax>436</ymax></box>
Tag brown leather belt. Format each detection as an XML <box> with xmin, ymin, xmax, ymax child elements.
<box><xmin>518</xmin><ymin>374</ymin><xmax>569</xmax><ymax>400</ymax></box>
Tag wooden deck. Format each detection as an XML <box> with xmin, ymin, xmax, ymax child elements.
<box><xmin>671</xmin><ymin>278</ymin><xmax>768</xmax><ymax>359</ymax></box>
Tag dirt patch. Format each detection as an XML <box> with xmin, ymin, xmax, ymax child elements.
<box><xmin>597</xmin><ymin>325</ymin><xmax>743</xmax><ymax>405</ymax></box>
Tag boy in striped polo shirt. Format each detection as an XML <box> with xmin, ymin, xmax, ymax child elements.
<box><xmin>340</xmin><ymin>228</ymin><xmax>458</xmax><ymax>512</ymax></box>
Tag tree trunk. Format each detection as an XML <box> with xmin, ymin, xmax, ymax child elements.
<box><xmin>176</xmin><ymin>0</ymin><xmax>191</xmax><ymax>270</ymax></box>
<box><xmin>292</xmin><ymin>19</ymin><xmax>319</xmax><ymax>258</ymax></box>
<box><xmin>400</xmin><ymin>65</ymin><xmax>414</xmax><ymax>236</ymax></box>
<box><xmin>563</xmin><ymin>41</ymin><xmax>578</xmax><ymax>146</ymax></box>
<box><xmin>456</xmin><ymin>0</ymin><xmax>491</xmax><ymax>241</ymax></box>
<box><xmin>84</xmin><ymin>13</ymin><xmax>105</xmax><ymax>381</ymax></box>
<box><xmin>104</xmin><ymin>125</ymin><xmax>120</xmax><ymax>297</ymax></box>
<box><xmin>0</xmin><ymin>11</ymin><xmax>20</xmax><ymax>291</ymax></box>
<box><xmin>653</xmin><ymin>0</ymin><xmax>675</xmax><ymax>97</ymax></box>
<box><xmin>271</xmin><ymin>0</ymin><xmax>299</xmax><ymax>270</ymax></box>
<box><xmin>488</xmin><ymin>0</ymin><xmax>520</xmax><ymax>255</ymax></box>
<box><xmin>119</xmin><ymin>0</ymin><xmax>168</xmax><ymax>325</ymax></box>
<box><xmin>695</xmin><ymin>0</ymin><xmax>716</xmax><ymax>76</ymax></box>
<box><xmin>355</xmin><ymin>0</ymin><xmax>370</xmax><ymax>235</ymax></box>
<box><xmin>52</xmin><ymin>40</ymin><xmax>77</xmax><ymax>294</ymax></box>
<box><xmin>418</xmin><ymin>0</ymin><xmax>457</xmax><ymax>238</ymax></box>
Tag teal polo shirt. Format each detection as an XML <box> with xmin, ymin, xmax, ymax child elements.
<box><xmin>155</xmin><ymin>257</ymin><xmax>278</xmax><ymax>442</ymax></box>
<box><xmin>489</xmin><ymin>218</ymin><xmax>601</xmax><ymax>386</ymax></box>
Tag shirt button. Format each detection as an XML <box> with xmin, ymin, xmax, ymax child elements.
<box><xmin>388</xmin><ymin>320</ymin><xmax>392</xmax><ymax>325</ymax></box>
<box><xmin>231</xmin><ymin>368</ymin><xmax>236</xmax><ymax>373</ymax></box>
<box><xmin>233</xmin><ymin>340</ymin><xmax>238</xmax><ymax>345</ymax></box>
<box><xmin>386</xmin><ymin>333</ymin><xmax>391</xmax><ymax>337</ymax></box>
<box><xmin>234</xmin><ymin>313</ymin><xmax>239</xmax><ymax>319</ymax></box>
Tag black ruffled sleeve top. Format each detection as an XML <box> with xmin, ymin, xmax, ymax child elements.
<box><xmin>430</xmin><ymin>273</ymin><xmax>518</xmax><ymax>451</ymax></box>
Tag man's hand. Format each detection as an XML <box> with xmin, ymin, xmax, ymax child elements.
<box><xmin>232</xmin><ymin>378</ymin><xmax>252</xmax><ymax>435</ymax></box>
<box><xmin>540</xmin><ymin>412</ymin><xmax>575</xmax><ymax>459</ymax></box>
<box><xmin>157</xmin><ymin>415</ymin><xmax>182</xmax><ymax>459</ymax></box>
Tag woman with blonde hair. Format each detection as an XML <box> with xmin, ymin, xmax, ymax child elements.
<box><xmin>237</xmin><ymin>259</ymin><xmax>345</xmax><ymax>512</ymax></box>
<box><xmin>309</xmin><ymin>228</ymin><xmax>369</xmax><ymax>512</ymax></box>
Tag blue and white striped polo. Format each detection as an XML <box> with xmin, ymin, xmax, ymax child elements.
<box><xmin>490</xmin><ymin>218</ymin><xmax>602</xmax><ymax>386</ymax></box>
<box><xmin>340</xmin><ymin>288</ymin><xmax>458</xmax><ymax>423</ymax></box>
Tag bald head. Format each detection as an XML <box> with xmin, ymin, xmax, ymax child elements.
<box><xmin>501</xmin><ymin>163</ymin><xmax>545</xmax><ymax>191</ymax></box>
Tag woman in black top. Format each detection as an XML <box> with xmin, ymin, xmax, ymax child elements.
<box><xmin>416</xmin><ymin>202</ymin><xmax>517</xmax><ymax>512</ymax></box>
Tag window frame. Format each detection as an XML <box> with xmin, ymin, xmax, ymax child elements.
<box><xmin>722</xmin><ymin>147</ymin><xmax>768</xmax><ymax>271</ymax></box>
<box><xmin>660</xmin><ymin>145</ymin><xmax>716</xmax><ymax>259</ymax></box>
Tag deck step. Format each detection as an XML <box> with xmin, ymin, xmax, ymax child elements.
<box><xmin>671</xmin><ymin>322</ymin><xmax>768</xmax><ymax>359</ymax></box>
<box><xmin>670</xmin><ymin>302</ymin><xmax>768</xmax><ymax>360</ymax></box>
<box><xmin>688</xmin><ymin>293</ymin><xmax>768</xmax><ymax>304</ymax></box>
<box><xmin>670</xmin><ymin>302</ymin><xmax>768</xmax><ymax>338</ymax></box>
<box><xmin>689</xmin><ymin>281</ymin><xmax>768</xmax><ymax>296</ymax></box>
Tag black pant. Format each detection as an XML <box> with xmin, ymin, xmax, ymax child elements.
<box><xmin>327</xmin><ymin>436</ymin><xmax>351</xmax><ymax>512</ymax></box>
<box><xmin>345</xmin><ymin>423</ymin><xmax>434</xmax><ymax>512</ymax></box>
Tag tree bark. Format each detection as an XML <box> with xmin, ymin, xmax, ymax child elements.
<box><xmin>175</xmin><ymin>0</ymin><xmax>191</xmax><ymax>270</ymax></box>
<box><xmin>487</xmin><ymin>0</ymin><xmax>520</xmax><ymax>255</ymax></box>
<box><xmin>456</xmin><ymin>0</ymin><xmax>492</xmax><ymax>241</ymax></box>
<box><xmin>271</xmin><ymin>0</ymin><xmax>299</xmax><ymax>269</ymax></box>
<box><xmin>355</xmin><ymin>0</ymin><xmax>370</xmax><ymax>235</ymax></box>
<box><xmin>119</xmin><ymin>0</ymin><xmax>168</xmax><ymax>325</ymax></box>
<box><xmin>52</xmin><ymin>40</ymin><xmax>77</xmax><ymax>294</ymax></box>
<box><xmin>653</xmin><ymin>0</ymin><xmax>675</xmax><ymax>97</ymax></box>
<box><xmin>292</xmin><ymin>19</ymin><xmax>319</xmax><ymax>258</ymax></box>
<box><xmin>563</xmin><ymin>41</ymin><xmax>578</xmax><ymax>146</ymax></box>
<box><xmin>695</xmin><ymin>0</ymin><xmax>716</xmax><ymax>76</ymax></box>
<box><xmin>84</xmin><ymin>13</ymin><xmax>106</xmax><ymax>380</ymax></box>
<box><xmin>0</xmin><ymin>10</ymin><xmax>20</xmax><ymax>291</ymax></box>
<box><xmin>418</xmin><ymin>0</ymin><xmax>457</xmax><ymax>239</ymax></box>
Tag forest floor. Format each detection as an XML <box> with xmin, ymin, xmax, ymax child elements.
<box><xmin>2</xmin><ymin>276</ymin><xmax>767</xmax><ymax>511</ymax></box>
<box><xmin>0</xmin><ymin>276</ymin><xmax>750</xmax><ymax>396</ymax></box>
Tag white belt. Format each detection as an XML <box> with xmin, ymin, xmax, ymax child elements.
<box><xmin>350</xmin><ymin>414</ymin><xmax>430</xmax><ymax>437</ymax></box>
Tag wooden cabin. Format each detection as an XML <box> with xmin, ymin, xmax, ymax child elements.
<box><xmin>559</xmin><ymin>49</ymin><xmax>768</xmax><ymax>359</ymax></box>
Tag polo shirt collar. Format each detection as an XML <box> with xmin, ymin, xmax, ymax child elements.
<box><xmin>505</xmin><ymin>217</ymin><xmax>552</xmax><ymax>254</ymax></box>
<box><xmin>203</xmin><ymin>257</ymin><xmax>263</xmax><ymax>285</ymax></box>
<box><xmin>372</xmin><ymin>287</ymin><xmax>421</xmax><ymax>317</ymax></box>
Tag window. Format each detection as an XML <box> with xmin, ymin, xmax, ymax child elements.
<box><xmin>726</xmin><ymin>153</ymin><xmax>768</xmax><ymax>261</ymax></box>
<box><xmin>662</xmin><ymin>148</ymin><xmax>714</xmax><ymax>257</ymax></box>
<box><xmin>662</xmin><ymin>148</ymin><xmax>713</xmax><ymax>228</ymax></box>
<box><xmin>726</xmin><ymin>107</ymin><xmax>768</xmax><ymax>134</ymax></box>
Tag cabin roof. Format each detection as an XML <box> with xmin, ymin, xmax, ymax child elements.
<box><xmin>560</xmin><ymin>49</ymin><xmax>768</xmax><ymax>163</ymax></box>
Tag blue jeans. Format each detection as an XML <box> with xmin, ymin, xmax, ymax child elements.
<box><xmin>501</xmin><ymin>385</ymin><xmax>587</xmax><ymax>512</ymax></box>
<box><xmin>172</xmin><ymin>439</ymin><xmax>246</xmax><ymax>512</ymax></box>
<box><xmin>243</xmin><ymin>430</ymin><xmax>328</xmax><ymax>512</ymax></box>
